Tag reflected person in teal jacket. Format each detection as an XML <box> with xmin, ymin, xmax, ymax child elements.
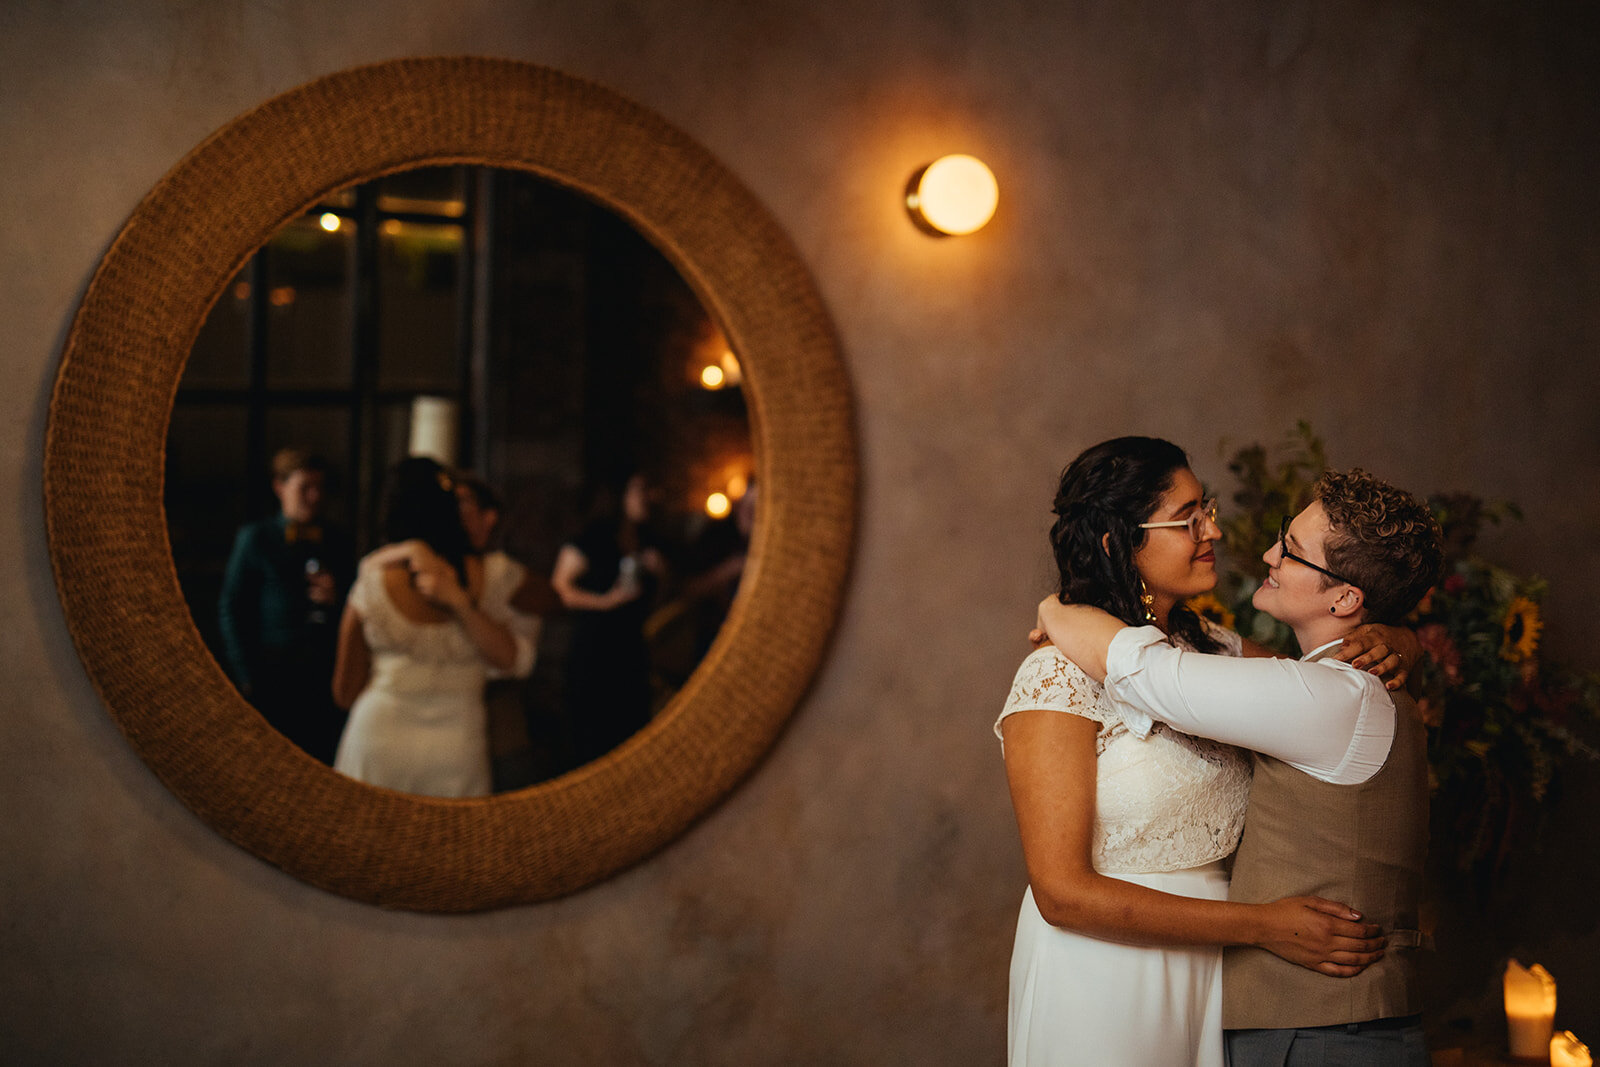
<box><xmin>219</xmin><ymin>448</ymin><xmax>354</xmax><ymax>764</ymax></box>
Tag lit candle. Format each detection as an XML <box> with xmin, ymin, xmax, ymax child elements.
<box><xmin>1551</xmin><ymin>1032</ymin><xmax>1592</xmax><ymax>1067</ymax></box>
<box><xmin>1505</xmin><ymin>959</ymin><xmax>1557</xmax><ymax>1061</ymax></box>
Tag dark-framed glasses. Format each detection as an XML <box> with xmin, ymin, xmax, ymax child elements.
<box><xmin>1276</xmin><ymin>516</ymin><xmax>1355</xmax><ymax>585</ymax></box>
<box><xmin>1137</xmin><ymin>497</ymin><xmax>1219</xmax><ymax>543</ymax></box>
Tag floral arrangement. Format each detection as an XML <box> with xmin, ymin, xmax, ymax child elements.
<box><xmin>1199</xmin><ymin>423</ymin><xmax>1600</xmax><ymax>880</ymax></box>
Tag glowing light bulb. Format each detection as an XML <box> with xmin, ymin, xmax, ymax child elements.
<box><xmin>319</xmin><ymin>213</ymin><xmax>341</xmax><ymax>233</ymax></box>
<box><xmin>906</xmin><ymin>155</ymin><xmax>999</xmax><ymax>236</ymax></box>
<box><xmin>700</xmin><ymin>364</ymin><xmax>725</xmax><ymax>389</ymax></box>
<box><xmin>705</xmin><ymin>491</ymin><xmax>731</xmax><ymax>518</ymax></box>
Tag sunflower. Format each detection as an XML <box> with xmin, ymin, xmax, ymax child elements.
<box><xmin>1500</xmin><ymin>595</ymin><xmax>1543</xmax><ymax>663</ymax></box>
<box><xmin>1186</xmin><ymin>592</ymin><xmax>1235</xmax><ymax>631</ymax></box>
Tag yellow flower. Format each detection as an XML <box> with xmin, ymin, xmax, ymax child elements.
<box><xmin>1186</xmin><ymin>593</ymin><xmax>1235</xmax><ymax>631</ymax></box>
<box><xmin>1500</xmin><ymin>596</ymin><xmax>1543</xmax><ymax>663</ymax></box>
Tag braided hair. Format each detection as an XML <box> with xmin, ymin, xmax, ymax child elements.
<box><xmin>1049</xmin><ymin>436</ymin><xmax>1222</xmax><ymax>653</ymax></box>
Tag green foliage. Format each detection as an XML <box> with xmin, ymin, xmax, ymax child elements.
<box><xmin>1213</xmin><ymin>424</ymin><xmax>1600</xmax><ymax>880</ymax></box>
<box><xmin>1214</xmin><ymin>421</ymin><xmax>1327</xmax><ymax>655</ymax></box>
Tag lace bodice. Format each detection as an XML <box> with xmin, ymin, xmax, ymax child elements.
<box><xmin>996</xmin><ymin>635</ymin><xmax>1250</xmax><ymax>874</ymax></box>
<box><xmin>349</xmin><ymin>551</ymin><xmax>529</xmax><ymax>699</ymax></box>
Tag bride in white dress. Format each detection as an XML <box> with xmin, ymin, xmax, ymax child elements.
<box><xmin>331</xmin><ymin>458</ymin><xmax>533</xmax><ymax>798</ymax></box>
<box><xmin>997</xmin><ymin>438</ymin><xmax>1384</xmax><ymax>1066</ymax></box>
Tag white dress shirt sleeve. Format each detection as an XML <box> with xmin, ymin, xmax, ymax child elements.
<box><xmin>1102</xmin><ymin>626</ymin><xmax>1396</xmax><ymax>785</ymax></box>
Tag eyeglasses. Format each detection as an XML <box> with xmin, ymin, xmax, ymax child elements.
<box><xmin>1275</xmin><ymin>516</ymin><xmax>1355</xmax><ymax>585</ymax></box>
<box><xmin>1137</xmin><ymin>498</ymin><xmax>1219</xmax><ymax>543</ymax></box>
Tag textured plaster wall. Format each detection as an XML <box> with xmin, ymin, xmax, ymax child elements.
<box><xmin>2</xmin><ymin>1</ymin><xmax>1597</xmax><ymax>1063</ymax></box>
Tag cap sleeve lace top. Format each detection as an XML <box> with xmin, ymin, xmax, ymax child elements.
<box><xmin>995</xmin><ymin>631</ymin><xmax>1250</xmax><ymax>875</ymax></box>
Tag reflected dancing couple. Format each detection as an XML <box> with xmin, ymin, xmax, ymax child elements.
<box><xmin>997</xmin><ymin>436</ymin><xmax>1441</xmax><ymax>1066</ymax></box>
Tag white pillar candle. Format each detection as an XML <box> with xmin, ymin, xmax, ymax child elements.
<box><xmin>408</xmin><ymin>396</ymin><xmax>458</xmax><ymax>467</ymax></box>
<box><xmin>1551</xmin><ymin>1031</ymin><xmax>1592</xmax><ymax>1067</ymax></box>
<box><xmin>1505</xmin><ymin>960</ymin><xmax>1558</xmax><ymax>1061</ymax></box>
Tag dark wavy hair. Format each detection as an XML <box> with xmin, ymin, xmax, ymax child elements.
<box><xmin>1049</xmin><ymin>436</ymin><xmax>1222</xmax><ymax>653</ymax></box>
<box><xmin>381</xmin><ymin>456</ymin><xmax>473</xmax><ymax>585</ymax></box>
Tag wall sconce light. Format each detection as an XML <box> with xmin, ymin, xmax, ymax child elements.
<box><xmin>905</xmin><ymin>154</ymin><xmax>998</xmax><ymax>236</ymax></box>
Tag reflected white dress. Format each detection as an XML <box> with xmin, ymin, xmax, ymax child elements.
<box><xmin>995</xmin><ymin>628</ymin><xmax>1250</xmax><ymax>1067</ymax></box>
<box><xmin>334</xmin><ymin>551</ymin><xmax>532</xmax><ymax>798</ymax></box>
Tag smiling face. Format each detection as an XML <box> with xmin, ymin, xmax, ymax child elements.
<box><xmin>1253</xmin><ymin>501</ymin><xmax>1360</xmax><ymax>640</ymax></box>
<box><xmin>1131</xmin><ymin>467</ymin><xmax>1222</xmax><ymax>611</ymax></box>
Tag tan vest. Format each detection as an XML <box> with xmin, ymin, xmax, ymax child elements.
<box><xmin>1221</xmin><ymin>657</ymin><xmax>1428</xmax><ymax>1030</ymax></box>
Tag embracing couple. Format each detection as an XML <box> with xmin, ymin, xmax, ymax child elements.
<box><xmin>997</xmin><ymin>436</ymin><xmax>1442</xmax><ymax>1066</ymax></box>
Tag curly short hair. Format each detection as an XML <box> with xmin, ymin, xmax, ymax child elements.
<box><xmin>1314</xmin><ymin>468</ymin><xmax>1444</xmax><ymax>624</ymax></box>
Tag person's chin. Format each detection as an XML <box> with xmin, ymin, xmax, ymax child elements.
<box><xmin>1251</xmin><ymin>584</ymin><xmax>1273</xmax><ymax>613</ymax></box>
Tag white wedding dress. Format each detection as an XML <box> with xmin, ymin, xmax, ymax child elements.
<box><xmin>995</xmin><ymin>630</ymin><xmax>1250</xmax><ymax>1067</ymax></box>
<box><xmin>334</xmin><ymin>551</ymin><xmax>530</xmax><ymax>798</ymax></box>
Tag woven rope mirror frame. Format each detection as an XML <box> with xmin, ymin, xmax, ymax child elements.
<box><xmin>44</xmin><ymin>57</ymin><xmax>855</xmax><ymax>911</ymax></box>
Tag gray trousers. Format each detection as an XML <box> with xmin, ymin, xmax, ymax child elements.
<box><xmin>1226</xmin><ymin>1017</ymin><xmax>1429</xmax><ymax>1067</ymax></box>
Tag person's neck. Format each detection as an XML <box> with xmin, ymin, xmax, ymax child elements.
<box><xmin>1292</xmin><ymin>616</ymin><xmax>1357</xmax><ymax>656</ymax></box>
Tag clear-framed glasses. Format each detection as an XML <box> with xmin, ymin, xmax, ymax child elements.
<box><xmin>1137</xmin><ymin>498</ymin><xmax>1219</xmax><ymax>543</ymax></box>
<box><xmin>1275</xmin><ymin>515</ymin><xmax>1355</xmax><ymax>585</ymax></box>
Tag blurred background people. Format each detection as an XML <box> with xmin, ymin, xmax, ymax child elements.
<box><xmin>675</xmin><ymin>478</ymin><xmax>756</xmax><ymax>668</ymax></box>
<box><xmin>218</xmin><ymin>447</ymin><xmax>353</xmax><ymax>764</ymax></box>
<box><xmin>551</xmin><ymin>470</ymin><xmax>664</xmax><ymax>765</ymax></box>
<box><xmin>455</xmin><ymin>472</ymin><xmax>564</xmax><ymax>789</ymax></box>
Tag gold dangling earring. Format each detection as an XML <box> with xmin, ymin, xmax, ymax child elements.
<box><xmin>1139</xmin><ymin>577</ymin><xmax>1157</xmax><ymax>623</ymax></box>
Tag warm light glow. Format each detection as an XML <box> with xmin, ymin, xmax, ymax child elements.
<box><xmin>381</xmin><ymin>219</ymin><xmax>403</xmax><ymax>236</ymax></box>
<box><xmin>233</xmin><ymin>282</ymin><xmax>251</xmax><ymax>302</ymax></box>
<box><xmin>700</xmin><ymin>364</ymin><xmax>726</xmax><ymax>389</ymax></box>
<box><xmin>1506</xmin><ymin>960</ymin><xmax>1558</xmax><ymax>1061</ymax></box>
<box><xmin>1553</xmin><ymin>1032</ymin><xmax>1593</xmax><ymax>1067</ymax></box>
<box><xmin>268</xmin><ymin>286</ymin><xmax>295</xmax><ymax>308</ymax></box>
<box><xmin>719</xmin><ymin>350</ymin><xmax>743</xmax><ymax>386</ymax></box>
<box><xmin>906</xmin><ymin>154</ymin><xmax>999</xmax><ymax>236</ymax></box>
<box><xmin>705</xmin><ymin>491</ymin><xmax>731</xmax><ymax>518</ymax></box>
<box><xmin>727</xmin><ymin>473</ymin><xmax>749</xmax><ymax>499</ymax></box>
<box><xmin>318</xmin><ymin>212</ymin><xmax>341</xmax><ymax>233</ymax></box>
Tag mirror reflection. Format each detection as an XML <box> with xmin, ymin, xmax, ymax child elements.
<box><xmin>165</xmin><ymin>166</ymin><xmax>754</xmax><ymax>796</ymax></box>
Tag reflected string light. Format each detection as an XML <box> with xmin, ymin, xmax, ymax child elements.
<box><xmin>719</xmin><ymin>350</ymin><xmax>742</xmax><ymax>386</ymax></box>
<box><xmin>318</xmin><ymin>212</ymin><xmax>342</xmax><ymax>233</ymax></box>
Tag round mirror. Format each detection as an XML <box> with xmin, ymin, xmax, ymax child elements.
<box><xmin>168</xmin><ymin>164</ymin><xmax>754</xmax><ymax>794</ymax></box>
<box><xmin>45</xmin><ymin>58</ymin><xmax>855</xmax><ymax>910</ymax></box>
